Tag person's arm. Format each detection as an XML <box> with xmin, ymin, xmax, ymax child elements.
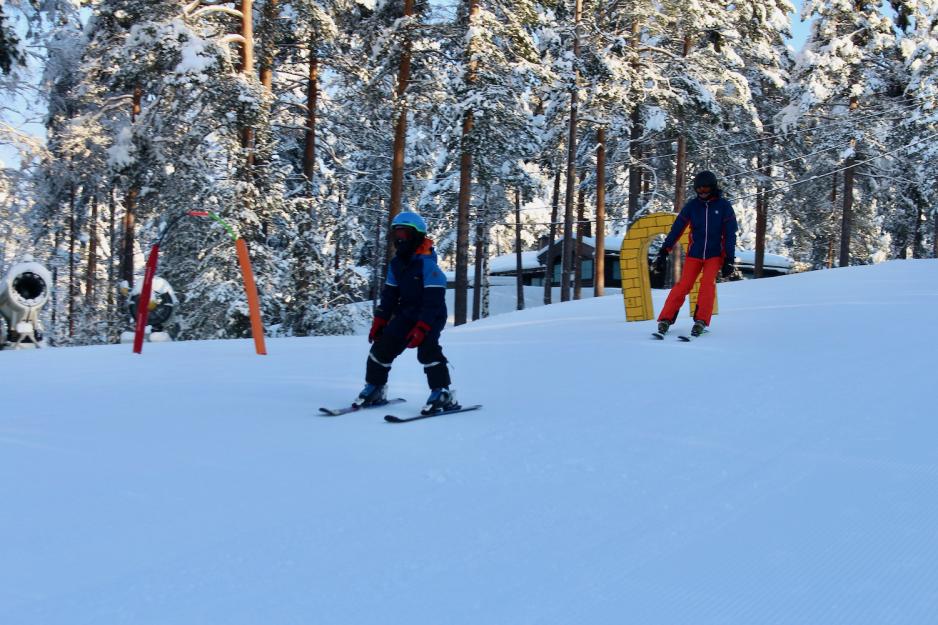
<box><xmin>661</xmin><ymin>200</ymin><xmax>692</xmax><ymax>253</ymax></box>
<box><xmin>375</xmin><ymin>264</ymin><xmax>401</xmax><ymax>321</ymax></box>
<box><xmin>721</xmin><ymin>202</ymin><xmax>738</xmax><ymax>277</ymax></box>
<box><xmin>722</xmin><ymin>201</ymin><xmax>738</xmax><ymax>262</ymax></box>
<box><xmin>403</xmin><ymin>258</ymin><xmax>447</xmax><ymax>348</ymax></box>
<box><xmin>417</xmin><ymin>257</ymin><xmax>447</xmax><ymax>327</ymax></box>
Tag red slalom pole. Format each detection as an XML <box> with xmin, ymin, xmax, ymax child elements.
<box><xmin>132</xmin><ymin>244</ymin><xmax>160</xmax><ymax>354</ymax></box>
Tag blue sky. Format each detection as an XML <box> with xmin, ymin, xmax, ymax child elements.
<box><xmin>789</xmin><ymin>0</ymin><xmax>812</xmax><ymax>51</ymax></box>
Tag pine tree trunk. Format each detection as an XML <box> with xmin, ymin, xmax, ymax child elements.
<box><xmin>755</xmin><ymin>121</ymin><xmax>773</xmax><ymax>278</ymax></box>
<box><xmin>573</xmin><ymin>172</ymin><xmax>585</xmax><ymax>300</ymax></box>
<box><xmin>481</xmin><ymin>230</ymin><xmax>490</xmax><ymax>319</ymax></box>
<box><xmin>515</xmin><ymin>188</ymin><xmax>524</xmax><ymax>310</ymax></box>
<box><xmin>108</xmin><ymin>189</ymin><xmax>117</xmax><ymax>340</ymax></box>
<box><xmin>628</xmin><ymin>108</ymin><xmax>642</xmax><ymax>221</ymax></box>
<box><xmin>840</xmin><ymin>156</ymin><xmax>855</xmax><ymax>267</ymax></box>
<box><xmin>51</xmin><ymin>228</ymin><xmax>60</xmax><ymax>344</ymax></box>
<box><xmin>389</xmin><ymin>0</ymin><xmax>415</xmax><ymax>230</ymax></box>
<box><xmin>543</xmin><ymin>166</ymin><xmax>561</xmax><ymax>305</ymax></box>
<box><xmin>240</xmin><ymin>0</ymin><xmax>255</xmax><ymax>169</ymax></box>
<box><xmin>303</xmin><ymin>50</ymin><xmax>318</xmax><ymax>182</ymax></box>
<box><xmin>828</xmin><ymin>170</ymin><xmax>838</xmax><ymax>268</ymax></box>
<box><xmin>934</xmin><ymin>210</ymin><xmax>938</xmax><ymax>259</ymax></box>
<box><xmin>370</xmin><ymin>207</ymin><xmax>383</xmax><ymax>308</ymax></box>
<box><xmin>912</xmin><ymin>195</ymin><xmax>924</xmax><ymax>259</ymax></box>
<box><xmin>258</xmin><ymin>0</ymin><xmax>277</xmax><ymax>91</ymax></box>
<box><xmin>121</xmin><ymin>186</ymin><xmax>137</xmax><ymax>288</ymax></box>
<box><xmin>839</xmin><ymin>98</ymin><xmax>859</xmax><ymax>268</ymax></box>
<box><xmin>672</xmin><ymin>134</ymin><xmax>687</xmax><ymax>286</ymax></box>
<box><xmin>755</xmin><ymin>190</ymin><xmax>766</xmax><ymax>278</ymax></box>
<box><xmin>68</xmin><ymin>184</ymin><xmax>77</xmax><ymax>338</ymax></box>
<box><xmin>472</xmin><ymin>219</ymin><xmax>483</xmax><ymax>321</ymax></box>
<box><xmin>754</xmin><ymin>141</ymin><xmax>766</xmax><ymax>278</ymax></box>
<box><xmin>594</xmin><ymin>128</ymin><xmax>606</xmax><ymax>297</ymax></box>
<box><xmin>671</xmin><ymin>33</ymin><xmax>691</xmax><ymax>285</ymax></box>
<box><xmin>454</xmin><ymin>0</ymin><xmax>480</xmax><ymax>325</ymax></box>
<box><xmin>627</xmin><ymin>19</ymin><xmax>643</xmax><ymax>222</ymax></box>
<box><xmin>120</xmin><ymin>86</ymin><xmax>142</xmax><ymax>289</ymax></box>
<box><xmin>560</xmin><ymin>0</ymin><xmax>582</xmax><ymax>303</ymax></box>
<box><xmin>334</xmin><ymin>194</ymin><xmax>343</xmax><ymax>275</ymax></box>
<box><xmin>86</xmin><ymin>194</ymin><xmax>98</xmax><ymax>305</ymax></box>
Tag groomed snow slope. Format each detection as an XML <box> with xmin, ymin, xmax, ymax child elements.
<box><xmin>2</xmin><ymin>260</ymin><xmax>937</xmax><ymax>625</ymax></box>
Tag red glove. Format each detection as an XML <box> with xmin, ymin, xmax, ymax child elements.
<box><xmin>405</xmin><ymin>320</ymin><xmax>431</xmax><ymax>349</ymax></box>
<box><xmin>368</xmin><ymin>316</ymin><xmax>388</xmax><ymax>343</ymax></box>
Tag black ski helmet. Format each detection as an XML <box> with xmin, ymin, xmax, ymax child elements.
<box><xmin>692</xmin><ymin>170</ymin><xmax>719</xmax><ymax>190</ymax></box>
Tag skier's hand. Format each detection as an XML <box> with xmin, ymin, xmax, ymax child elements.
<box><xmin>405</xmin><ymin>320</ymin><xmax>431</xmax><ymax>349</ymax></box>
<box><xmin>721</xmin><ymin>259</ymin><xmax>735</xmax><ymax>278</ymax></box>
<box><xmin>368</xmin><ymin>316</ymin><xmax>388</xmax><ymax>343</ymax></box>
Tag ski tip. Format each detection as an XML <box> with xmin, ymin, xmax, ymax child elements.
<box><xmin>651</xmin><ymin>333</ymin><xmax>665</xmax><ymax>340</ymax></box>
<box><xmin>678</xmin><ymin>336</ymin><xmax>691</xmax><ymax>342</ymax></box>
<box><xmin>384</xmin><ymin>415</ymin><xmax>405</xmax><ymax>423</ymax></box>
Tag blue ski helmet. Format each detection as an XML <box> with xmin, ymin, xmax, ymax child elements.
<box><xmin>391</xmin><ymin>211</ymin><xmax>427</xmax><ymax>234</ymax></box>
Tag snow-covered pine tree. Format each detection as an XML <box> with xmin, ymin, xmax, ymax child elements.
<box><xmin>37</xmin><ymin>1</ymin><xmax>284</xmax><ymax>341</ymax></box>
<box><xmin>782</xmin><ymin>0</ymin><xmax>897</xmax><ymax>267</ymax></box>
<box><xmin>260</xmin><ymin>0</ymin><xmax>369</xmax><ymax>336</ymax></box>
<box><xmin>412</xmin><ymin>0</ymin><xmax>545</xmax><ymax>321</ymax></box>
<box><xmin>723</xmin><ymin>0</ymin><xmax>795</xmax><ymax>275</ymax></box>
<box><xmin>887</xmin><ymin>0</ymin><xmax>938</xmax><ymax>259</ymax></box>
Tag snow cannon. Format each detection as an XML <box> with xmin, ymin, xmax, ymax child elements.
<box><xmin>0</xmin><ymin>256</ymin><xmax>52</xmax><ymax>349</ymax></box>
<box><xmin>119</xmin><ymin>276</ymin><xmax>178</xmax><ymax>343</ymax></box>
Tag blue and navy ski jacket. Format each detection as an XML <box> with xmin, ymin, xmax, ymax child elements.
<box><xmin>376</xmin><ymin>240</ymin><xmax>448</xmax><ymax>331</ymax></box>
<box><xmin>662</xmin><ymin>190</ymin><xmax>738</xmax><ymax>261</ymax></box>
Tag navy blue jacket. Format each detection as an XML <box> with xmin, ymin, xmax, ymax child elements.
<box><xmin>662</xmin><ymin>191</ymin><xmax>738</xmax><ymax>261</ymax></box>
<box><xmin>376</xmin><ymin>241</ymin><xmax>448</xmax><ymax>332</ymax></box>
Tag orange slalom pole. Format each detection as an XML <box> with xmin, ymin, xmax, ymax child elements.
<box><xmin>236</xmin><ymin>238</ymin><xmax>267</xmax><ymax>355</ymax></box>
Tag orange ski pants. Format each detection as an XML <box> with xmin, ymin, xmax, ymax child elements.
<box><xmin>657</xmin><ymin>256</ymin><xmax>722</xmax><ymax>326</ymax></box>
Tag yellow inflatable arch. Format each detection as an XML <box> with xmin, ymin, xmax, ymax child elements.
<box><xmin>618</xmin><ymin>213</ymin><xmax>718</xmax><ymax>322</ymax></box>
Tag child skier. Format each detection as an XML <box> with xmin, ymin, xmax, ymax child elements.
<box><xmin>654</xmin><ymin>170</ymin><xmax>737</xmax><ymax>337</ymax></box>
<box><xmin>355</xmin><ymin>211</ymin><xmax>458</xmax><ymax>414</ymax></box>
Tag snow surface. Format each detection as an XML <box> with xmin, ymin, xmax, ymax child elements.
<box><xmin>3</xmin><ymin>260</ymin><xmax>938</xmax><ymax>625</ymax></box>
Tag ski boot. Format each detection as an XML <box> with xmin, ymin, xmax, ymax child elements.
<box><xmin>353</xmin><ymin>383</ymin><xmax>387</xmax><ymax>408</ymax></box>
<box><xmin>690</xmin><ymin>319</ymin><xmax>707</xmax><ymax>337</ymax></box>
<box><xmin>657</xmin><ymin>320</ymin><xmax>671</xmax><ymax>335</ymax></box>
<box><xmin>422</xmin><ymin>388</ymin><xmax>459</xmax><ymax>415</ymax></box>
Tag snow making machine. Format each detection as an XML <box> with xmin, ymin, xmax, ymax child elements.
<box><xmin>119</xmin><ymin>276</ymin><xmax>179</xmax><ymax>344</ymax></box>
<box><xmin>0</xmin><ymin>256</ymin><xmax>52</xmax><ymax>349</ymax></box>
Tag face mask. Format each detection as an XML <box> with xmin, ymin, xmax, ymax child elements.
<box><xmin>393</xmin><ymin>228</ymin><xmax>417</xmax><ymax>257</ymax></box>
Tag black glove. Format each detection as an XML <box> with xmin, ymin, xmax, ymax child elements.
<box><xmin>654</xmin><ymin>248</ymin><xmax>669</xmax><ymax>272</ymax></box>
<box><xmin>721</xmin><ymin>258</ymin><xmax>735</xmax><ymax>278</ymax></box>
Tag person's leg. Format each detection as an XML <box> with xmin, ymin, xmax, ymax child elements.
<box><xmin>365</xmin><ymin>321</ymin><xmax>410</xmax><ymax>386</ymax></box>
<box><xmin>693</xmin><ymin>257</ymin><xmax>723</xmax><ymax>325</ymax></box>
<box><xmin>417</xmin><ymin>331</ymin><xmax>451</xmax><ymax>389</ymax></box>
<box><xmin>657</xmin><ymin>257</ymin><xmax>704</xmax><ymax>324</ymax></box>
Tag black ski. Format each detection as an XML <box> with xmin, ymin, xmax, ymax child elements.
<box><xmin>651</xmin><ymin>332</ymin><xmax>666</xmax><ymax>340</ymax></box>
<box><xmin>319</xmin><ymin>398</ymin><xmax>406</xmax><ymax>416</ymax></box>
<box><xmin>385</xmin><ymin>404</ymin><xmax>483</xmax><ymax>424</ymax></box>
<box><xmin>677</xmin><ymin>330</ymin><xmax>708</xmax><ymax>342</ymax></box>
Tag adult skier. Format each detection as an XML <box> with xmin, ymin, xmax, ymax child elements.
<box><xmin>654</xmin><ymin>170</ymin><xmax>737</xmax><ymax>337</ymax></box>
<box><xmin>355</xmin><ymin>211</ymin><xmax>458</xmax><ymax>414</ymax></box>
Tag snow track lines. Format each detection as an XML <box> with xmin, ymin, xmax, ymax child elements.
<box><xmin>619</xmin><ymin>213</ymin><xmax>716</xmax><ymax>322</ymax></box>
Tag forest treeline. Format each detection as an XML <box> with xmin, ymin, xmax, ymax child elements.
<box><xmin>1</xmin><ymin>0</ymin><xmax>935</xmax><ymax>345</ymax></box>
